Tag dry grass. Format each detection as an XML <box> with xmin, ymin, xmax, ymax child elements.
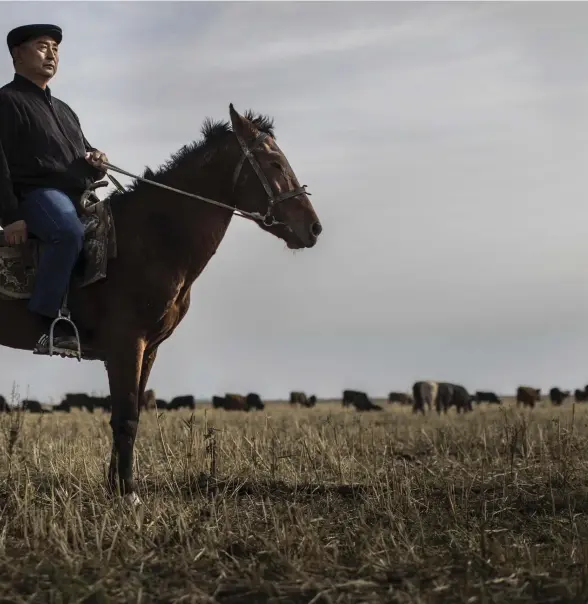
<box><xmin>1</xmin><ymin>397</ymin><xmax>588</xmax><ymax>603</ymax></box>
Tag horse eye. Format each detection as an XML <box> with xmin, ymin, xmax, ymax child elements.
<box><xmin>270</xmin><ymin>161</ymin><xmax>281</xmax><ymax>170</ymax></box>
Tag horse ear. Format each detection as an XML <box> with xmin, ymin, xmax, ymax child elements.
<box><xmin>229</xmin><ymin>103</ymin><xmax>256</xmax><ymax>140</ymax></box>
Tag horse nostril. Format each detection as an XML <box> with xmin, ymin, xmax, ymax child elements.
<box><xmin>311</xmin><ymin>221</ymin><xmax>322</xmax><ymax>237</ymax></box>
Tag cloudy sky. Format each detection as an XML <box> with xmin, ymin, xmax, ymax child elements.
<box><xmin>0</xmin><ymin>1</ymin><xmax>587</xmax><ymax>402</ymax></box>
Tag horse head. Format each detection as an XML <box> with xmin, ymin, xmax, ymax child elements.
<box><xmin>229</xmin><ymin>104</ymin><xmax>322</xmax><ymax>250</ymax></box>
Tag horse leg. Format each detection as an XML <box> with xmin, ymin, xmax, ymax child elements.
<box><xmin>138</xmin><ymin>346</ymin><xmax>158</xmax><ymax>408</ymax></box>
<box><xmin>106</xmin><ymin>336</ymin><xmax>146</xmax><ymax>500</ymax></box>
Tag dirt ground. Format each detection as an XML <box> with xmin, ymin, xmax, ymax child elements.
<box><xmin>1</xmin><ymin>397</ymin><xmax>587</xmax><ymax>603</ymax></box>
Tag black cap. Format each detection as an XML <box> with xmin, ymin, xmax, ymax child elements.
<box><xmin>7</xmin><ymin>24</ymin><xmax>62</xmax><ymax>53</ymax></box>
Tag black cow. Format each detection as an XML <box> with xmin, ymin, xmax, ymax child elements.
<box><xmin>413</xmin><ymin>381</ymin><xmax>472</xmax><ymax>414</ymax></box>
<box><xmin>342</xmin><ymin>390</ymin><xmax>382</xmax><ymax>411</ymax></box>
<box><xmin>549</xmin><ymin>387</ymin><xmax>570</xmax><ymax>406</ymax></box>
<box><xmin>22</xmin><ymin>399</ymin><xmax>51</xmax><ymax>413</ymax></box>
<box><xmin>575</xmin><ymin>387</ymin><xmax>588</xmax><ymax>403</ymax></box>
<box><xmin>436</xmin><ymin>383</ymin><xmax>473</xmax><ymax>414</ymax></box>
<box><xmin>474</xmin><ymin>391</ymin><xmax>502</xmax><ymax>405</ymax></box>
<box><xmin>62</xmin><ymin>393</ymin><xmax>98</xmax><ymax>413</ymax></box>
<box><xmin>0</xmin><ymin>395</ymin><xmax>9</xmax><ymax>413</ymax></box>
<box><xmin>246</xmin><ymin>392</ymin><xmax>265</xmax><ymax>410</ymax></box>
<box><xmin>167</xmin><ymin>395</ymin><xmax>196</xmax><ymax>410</ymax></box>
<box><xmin>155</xmin><ymin>398</ymin><xmax>168</xmax><ymax>410</ymax></box>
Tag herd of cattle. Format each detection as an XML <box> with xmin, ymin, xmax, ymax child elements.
<box><xmin>0</xmin><ymin>383</ymin><xmax>584</xmax><ymax>414</ymax></box>
<box><xmin>381</xmin><ymin>382</ymin><xmax>587</xmax><ymax>413</ymax></box>
<box><xmin>0</xmin><ymin>391</ymin><xmax>269</xmax><ymax>414</ymax></box>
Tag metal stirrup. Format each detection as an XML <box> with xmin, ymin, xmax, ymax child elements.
<box><xmin>48</xmin><ymin>287</ymin><xmax>82</xmax><ymax>361</ymax></box>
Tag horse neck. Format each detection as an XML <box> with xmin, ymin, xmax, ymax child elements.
<box><xmin>110</xmin><ymin>151</ymin><xmax>237</xmax><ymax>281</ymax></box>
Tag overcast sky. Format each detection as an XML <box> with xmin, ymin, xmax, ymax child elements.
<box><xmin>0</xmin><ymin>1</ymin><xmax>587</xmax><ymax>403</ymax></box>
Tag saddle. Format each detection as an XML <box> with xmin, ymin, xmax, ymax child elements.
<box><xmin>0</xmin><ymin>181</ymin><xmax>117</xmax><ymax>301</ymax></box>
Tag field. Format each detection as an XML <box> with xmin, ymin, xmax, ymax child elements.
<box><xmin>1</xmin><ymin>397</ymin><xmax>588</xmax><ymax>603</ymax></box>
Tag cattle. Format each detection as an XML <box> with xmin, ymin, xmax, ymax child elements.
<box><xmin>61</xmin><ymin>393</ymin><xmax>111</xmax><ymax>413</ymax></box>
<box><xmin>436</xmin><ymin>383</ymin><xmax>473</xmax><ymax>414</ymax></box>
<box><xmin>22</xmin><ymin>399</ymin><xmax>52</xmax><ymax>413</ymax></box>
<box><xmin>93</xmin><ymin>396</ymin><xmax>112</xmax><ymax>412</ymax></box>
<box><xmin>290</xmin><ymin>391</ymin><xmax>317</xmax><ymax>407</ymax></box>
<box><xmin>62</xmin><ymin>393</ymin><xmax>98</xmax><ymax>413</ymax></box>
<box><xmin>0</xmin><ymin>395</ymin><xmax>9</xmax><ymax>413</ymax></box>
<box><xmin>140</xmin><ymin>389</ymin><xmax>157</xmax><ymax>411</ymax></box>
<box><xmin>341</xmin><ymin>390</ymin><xmax>382</xmax><ymax>411</ymax></box>
<box><xmin>413</xmin><ymin>381</ymin><xmax>472</xmax><ymax>414</ymax></box>
<box><xmin>245</xmin><ymin>392</ymin><xmax>265</xmax><ymax>410</ymax></box>
<box><xmin>155</xmin><ymin>398</ymin><xmax>168</xmax><ymax>410</ymax></box>
<box><xmin>53</xmin><ymin>399</ymin><xmax>71</xmax><ymax>412</ymax></box>
<box><xmin>516</xmin><ymin>386</ymin><xmax>541</xmax><ymax>408</ymax></box>
<box><xmin>412</xmin><ymin>381</ymin><xmax>438</xmax><ymax>414</ymax></box>
<box><xmin>167</xmin><ymin>395</ymin><xmax>196</xmax><ymax>410</ymax></box>
<box><xmin>213</xmin><ymin>394</ymin><xmax>247</xmax><ymax>411</ymax></box>
<box><xmin>387</xmin><ymin>392</ymin><xmax>413</xmax><ymax>405</ymax></box>
<box><xmin>212</xmin><ymin>394</ymin><xmax>235</xmax><ymax>411</ymax></box>
<box><xmin>574</xmin><ymin>387</ymin><xmax>588</xmax><ymax>403</ymax></box>
<box><xmin>549</xmin><ymin>387</ymin><xmax>570</xmax><ymax>406</ymax></box>
<box><xmin>474</xmin><ymin>391</ymin><xmax>502</xmax><ymax>405</ymax></box>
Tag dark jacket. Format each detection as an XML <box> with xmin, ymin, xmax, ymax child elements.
<box><xmin>0</xmin><ymin>73</ymin><xmax>104</xmax><ymax>226</ymax></box>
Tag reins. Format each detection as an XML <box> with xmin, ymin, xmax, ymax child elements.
<box><xmin>100</xmin><ymin>129</ymin><xmax>310</xmax><ymax>229</ymax></box>
<box><xmin>102</xmin><ymin>161</ymin><xmax>267</xmax><ymax>225</ymax></box>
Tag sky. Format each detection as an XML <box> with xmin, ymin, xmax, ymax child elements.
<box><xmin>0</xmin><ymin>1</ymin><xmax>587</xmax><ymax>402</ymax></box>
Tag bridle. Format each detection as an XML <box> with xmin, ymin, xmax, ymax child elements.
<box><xmin>231</xmin><ymin>130</ymin><xmax>309</xmax><ymax>226</ymax></box>
<box><xmin>101</xmin><ymin>128</ymin><xmax>310</xmax><ymax>228</ymax></box>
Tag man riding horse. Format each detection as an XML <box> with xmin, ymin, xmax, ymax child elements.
<box><xmin>0</xmin><ymin>23</ymin><xmax>108</xmax><ymax>356</ymax></box>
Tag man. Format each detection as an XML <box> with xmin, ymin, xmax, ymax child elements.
<box><xmin>0</xmin><ymin>24</ymin><xmax>109</xmax><ymax>355</ymax></box>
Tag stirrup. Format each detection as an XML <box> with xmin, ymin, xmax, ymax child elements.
<box><xmin>33</xmin><ymin>286</ymin><xmax>82</xmax><ymax>361</ymax></box>
<box><xmin>49</xmin><ymin>309</ymin><xmax>82</xmax><ymax>361</ymax></box>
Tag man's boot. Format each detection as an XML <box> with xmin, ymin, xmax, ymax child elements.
<box><xmin>33</xmin><ymin>315</ymin><xmax>81</xmax><ymax>358</ymax></box>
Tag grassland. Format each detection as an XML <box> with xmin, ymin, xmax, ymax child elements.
<box><xmin>1</xmin><ymin>397</ymin><xmax>588</xmax><ymax>603</ymax></box>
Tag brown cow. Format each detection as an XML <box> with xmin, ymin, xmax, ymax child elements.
<box><xmin>549</xmin><ymin>387</ymin><xmax>570</xmax><ymax>406</ymax></box>
<box><xmin>290</xmin><ymin>391</ymin><xmax>317</xmax><ymax>407</ymax></box>
<box><xmin>213</xmin><ymin>394</ymin><xmax>247</xmax><ymax>410</ymax></box>
<box><xmin>516</xmin><ymin>386</ymin><xmax>541</xmax><ymax>408</ymax></box>
<box><xmin>140</xmin><ymin>389</ymin><xmax>157</xmax><ymax>410</ymax></box>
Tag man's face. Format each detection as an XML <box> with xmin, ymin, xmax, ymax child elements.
<box><xmin>13</xmin><ymin>35</ymin><xmax>59</xmax><ymax>80</ymax></box>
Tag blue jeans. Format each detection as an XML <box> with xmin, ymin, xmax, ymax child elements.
<box><xmin>20</xmin><ymin>188</ymin><xmax>84</xmax><ymax>319</ymax></box>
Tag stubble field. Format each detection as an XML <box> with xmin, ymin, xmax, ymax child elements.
<box><xmin>1</xmin><ymin>397</ymin><xmax>588</xmax><ymax>603</ymax></box>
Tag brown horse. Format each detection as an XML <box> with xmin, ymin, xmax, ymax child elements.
<box><xmin>0</xmin><ymin>104</ymin><xmax>322</xmax><ymax>503</ymax></box>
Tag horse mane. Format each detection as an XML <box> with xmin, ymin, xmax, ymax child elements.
<box><xmin>107</xmin><ymin>110</ymin><xmax>275</xmax><ymax>199</ymax></box>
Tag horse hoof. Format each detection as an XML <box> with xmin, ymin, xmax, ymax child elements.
<box><xmin>123</xmin><ymin>492</ymin><xmax>142</xmax><ymax>508</ymax></box>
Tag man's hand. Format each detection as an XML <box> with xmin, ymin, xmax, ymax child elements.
<box><xmin>85</xmin><ymin>150</ymin><xmax>108</xmax><ymax>170</ymax></box>
<box><xmin>3</xmin><ymin>220</ymin><xmax>27</xmax><ymax>246</ymax></box>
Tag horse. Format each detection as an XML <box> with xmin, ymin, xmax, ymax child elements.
<box><xmin>0</xmin><ymin>104</ymin><xmax>322</xmax><ymax>504</ymax></box>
